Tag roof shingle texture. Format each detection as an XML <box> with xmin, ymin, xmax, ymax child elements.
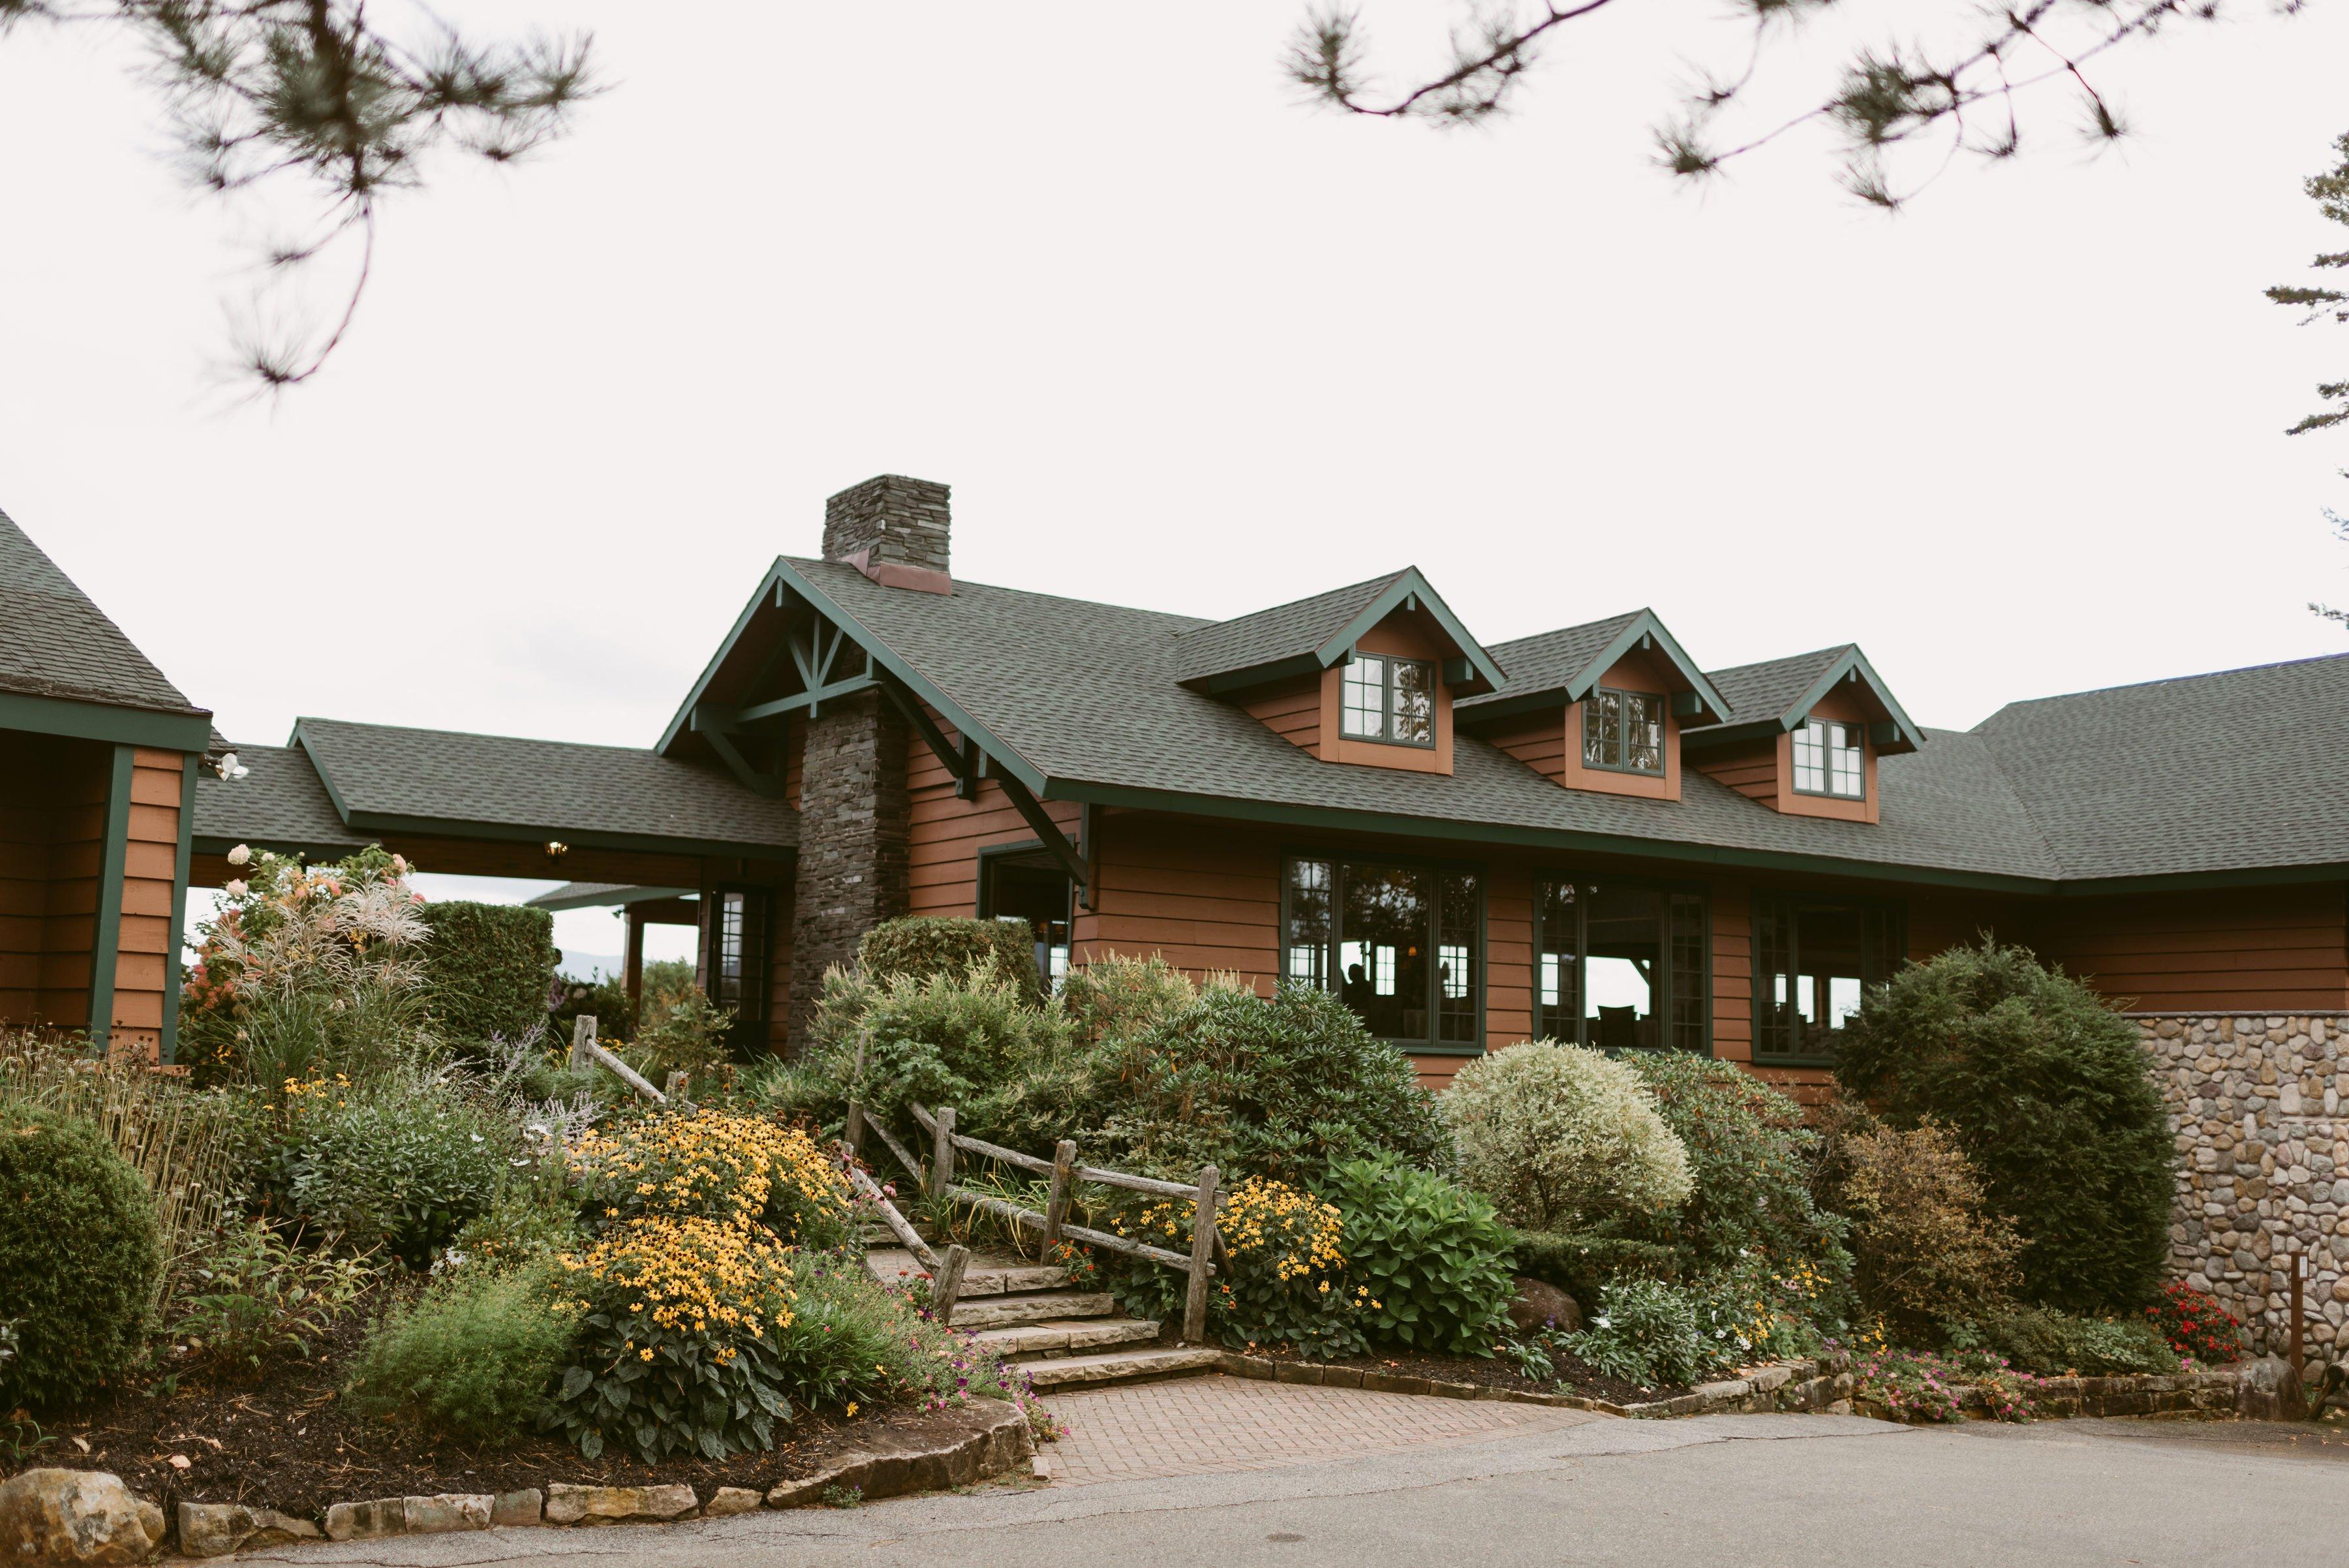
<box><xmin>784</xmin><ymin>559</ymin><xmax>2084</xmax><ymax>883</ymax></box>
<box><xmin>1694</xmin><ymin>647</ymin><xmax>1851</xmax><ymax>729</ymax></box>
<box><xmin>295</xmin><ymin>718</ymin><xmax>797</xmax><ymax>850</ymax></box>
<box><xmin>1458</xmin><ymin>613</ymin><xmax>1642</xmax><ymax>710</ymax></box>
<box><xmin>194</xmin><ymin>744</ymin><xmax>367</xmax><ymax>852</ymax></box>
<box><xmin>1973</xmin><ymin>655</ymin><xmax>2349</xmax><ymax>880</ymax></box>
<box><xmin>0</xmin><ymin>508</ymin><xmax>206</xmax><ymax>716</ymax></box>
<box><xmin>1168</xmin><ymin>572</ymin><xmax>1406</xmax><ymax>684</ymax></box>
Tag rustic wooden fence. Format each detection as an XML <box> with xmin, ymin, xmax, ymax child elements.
<box><xmin>848</xmin><ymin>1094</ymin><xmax>1221</xmax><ymax>1343</ymax></box>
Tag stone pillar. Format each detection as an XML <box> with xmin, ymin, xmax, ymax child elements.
<box><xmin>786</xmin><ymin>686</ymin><xmax>910</xmax><ymax>1052</ymax></box>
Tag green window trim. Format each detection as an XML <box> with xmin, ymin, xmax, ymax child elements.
<box><xmin>1531</xmin><ymin>872</ymin><xmax>1710</xmax><ymax>1056</ymax></box>
<box><xmin>160</xmin><ymin>752</ymin><xmax>198</xmax><ymax>1066</ymax></box>
<box><xmin>1338</xmin><ymin>654</ymin><xmax>1438</xmax><ymax>750</ymax></box>
<box><xmin>1280</xmin><ymin>849</ymin><xmax>1485</xmax><ymax>1054</ymax></box>
<box><xmin>1750</xmin><ymin>891</ymin><xmax>1904</xmax><ymax>1066</ymax></box>
<box><xmin>1581</xmin><ymin>688</ymin><xmax>1667</xmax><ymax>776</ymax></box>
<box><xmin>1790</xmin><ymin>718</ymin><xmax>1866</xmax><ymax>799</ymax></box>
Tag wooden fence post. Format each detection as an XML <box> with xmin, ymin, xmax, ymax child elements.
<box><xmin>930</xmin><ymin>1105</ymin><xmax>957</xmax><ymax>1199</ymax></box>
<box><xmin>570</xmin><ymin>1015</ymin><xmax>596</xmax><ymax>1070</ymax></box>
<box><xmin>844</xmin><ymin>1098</ymin><xmax>867</xmax><ymax>1159</ymax></box>
<box><xmin>1043</xmin><ymin>1139</ymin><xmax>1077</xmax><ymax>1250</ymax></box>
<box><xmin>933</xmin><ymin>1243</ymin><xmax>971</xmax><ymax>1327</ymax></box>
<box><xmin>2282</xmin><ymin>1251</ymin><xmax>2310</xmax><ymax>1420</ymax></box>
<box><xmin>1182</xmin><ymin>1164</ymin><xmax>1219</xmax><ymax>1345</ymax></box>
<box><xmin>663</xmin><ymin>1071</ymin><xmax>691</xmax><ymax>1108</ymax></box>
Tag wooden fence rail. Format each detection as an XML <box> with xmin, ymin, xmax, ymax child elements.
<box><xmin>852</xmin><ymin>1097</ymin><xmax>1221</xmax><ymax>1342</ymax></box>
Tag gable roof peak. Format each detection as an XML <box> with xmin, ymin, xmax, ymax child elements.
<box><xmin>1169</xmin><ymin>564</ymin><xmax>1503</xmax><ymax>695</ymax></box>
<box><xmin>1458</xmin><ymin>606</ymin><xmax>1727</xmax><ymax>726</ymax></box>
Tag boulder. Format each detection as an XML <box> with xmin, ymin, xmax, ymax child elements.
<box><xmin>491</xmin><ymin>1488</ymin><xmax>543</xmax><ymax>1527</ymax></box>
<box><xmin>1507</xmin><ymin>1277</ymin><xmax>1582</xmax><ymax>1335</ymax></box>
<box><xmin>400</xmin><ymin>1495</ymin><xmax>491</xmax><ymax>1535</ymax></box>
<box><xmin>176</xmin><ymin>1501</ymin><xmax>320</xmax><ymax>1558</ymax></box>
<box><xmin>703</xmin><ymin>1487</ymin><xmax>763</xmax><ymax>1517</ymax></box>
<box><xmin>323</xmin><ymin>1499</ymin><xmax>406</xmax><ymax>1542</ymax></box>
<box><xmin>0</xmin><ymin>1469</ymin><xmax>166</xmax><ymax>1564</ymax></box>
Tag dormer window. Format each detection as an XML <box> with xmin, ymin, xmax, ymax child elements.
<box><xmin>1792</xmin><ymin>718</ymin><xmax>1864</xmax><ymax>798</ymax></box>
<box><xmin>1340</xmin><ymin>654</ymin><xmax>1436</xmax><ymax>748</ymax></box>
<box><xmin>1582</xmin><ymin>688</ymin><xmax>1666</xmax><ymax>775</ymax></box>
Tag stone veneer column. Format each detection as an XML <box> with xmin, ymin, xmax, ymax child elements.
<box><xmin>786</xmin><ymin>686</ymin><xmax>910</xmax><ymax>1053</ymax></box>
<box><xmin>2138</xmin><ymin>1012</ymin><xmax>2349</xmax><ymax>1356</ymax></box>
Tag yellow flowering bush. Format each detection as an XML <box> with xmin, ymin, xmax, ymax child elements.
<box><xmin>570</xmin><ymin>1109</ymin><xmax>852</xmax><ymax>1246</ymax></box>
<box><xmin>544</xmin><ymin>1216</ymin><xmax>800</xmax><ymax>1460</ymax></box>
<box><xmin>1113</xmin><ymin>1178</ymin><xmax>1365</xmax><ymax>1359</ymax></box>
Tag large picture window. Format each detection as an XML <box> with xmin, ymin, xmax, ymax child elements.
<box><xmin>1791</xmin><ymin>718</ymin><xmax>1865</xmax><ymax>797</ymax></box>
<box><xmin>1582</xmin><ymin>688</ymin><xmax>1666</xmax><ymax>775</ymax></box>
<box><xmin>1535</xmin><ymin>876</ymin><xmax>1708</xmax><ymax>1053</ymax></box>
<box><xmin>708</xmin><ymin>887</ymin><xmax>772</xmax><ymax>1053</ymax></box>
<box><xmin>1339</xmin><ymin>654</ymin><xmax>1436</xmax><ymax>747</ymax></box>
<box><xmin>1283</xmin><ymin>855</ymin><xmax>1481</xmax><ymax>1050</ymax></box>
<box><xmin>1751</xmin><ymin>893</ymin><xmax>1903</xmax><ymax>1063</ymax></box>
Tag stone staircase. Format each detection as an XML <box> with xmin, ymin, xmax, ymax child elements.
<box><xmin>867</xmin><ymin>1246</ymin><xmax>1221</xmax><ymax>1391</ymax></box>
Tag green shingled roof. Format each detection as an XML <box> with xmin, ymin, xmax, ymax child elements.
<box><xmin>194</xmin><ymin>744</ymin><xmax>369</xmax><ymax>856</ymax></box>
<box><xmin>0</xmin><ymin>506</ymin><xmax>207</xmax><ymax>720</ymax></box>
<box><xmin>747</xmin><ymin>558</ymin><xmax>2349</xmax><ymax>891</ymax></box>
<box><xmin>1699</xmin><ymin>647</ymin><xmax>1850</xmax><ymax>727</ymax></box>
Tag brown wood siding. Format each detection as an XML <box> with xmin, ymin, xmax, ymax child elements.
<box><xmin>1074</xmin><ymin>813</ymin><xmax>1282</xmax><ymax>984</ymax></box>
<box><xmin>905</xmin><ymin>703</ymin><xmax>1081</xmax><ymax>920</ymax></box>
<box><xmin>2026</xmin><ymin>884</ymin><xmax>2349</xmax><ymax>1013</ymax></box>
<box><xmin>1690</xmin><ymin>737</ymin><xmax>1777</xmax><ymax>803</ymax></box>
<box><xmin>102</xmin><ymin>748</ymin><xmax>186</xmax><ymax>1060</ymax></box>
<box><xmin>1241</xmin><ymin>675</ymin><xmax>1320</xmax><ymax>755</ymax></box>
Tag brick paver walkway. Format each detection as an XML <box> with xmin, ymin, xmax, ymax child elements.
<box><xmin>1036</xmin><ymin>1374</ymin><xmax>1598</xmax><ymax>1485</ymax></box>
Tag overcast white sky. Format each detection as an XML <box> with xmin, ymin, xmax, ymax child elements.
<box><xmin>4</xmin><ymin>3</ymin><xmax>2346</xmax><ymax>967</ymax></box>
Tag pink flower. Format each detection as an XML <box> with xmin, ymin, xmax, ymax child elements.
<box><xmin>223</xmin><ymin>879</ymin><xmax>248</xmax><ymax>898</ymax></box>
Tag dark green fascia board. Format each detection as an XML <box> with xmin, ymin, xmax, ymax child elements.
<box><xmin>88</xmin><ymin>743</ymin><xmax>136</xmax><ymax>1054</ymax></box>
<box><xmin>1451</xmin><ymin>688</ymin><xmax>1569</xmax><ymax>726</ymax></box>
<box><xmin>1790</xmin><ymin>647</ymin><xmax>1925</xmax><ymax>753</ymax></box>
<box><xmin>0</xmin><ymin>690</ymin><xmax>211</xmax><ymax>752</ymax></box>
<box><xmin>765</xmin><ymin>560</ymin><xmax>1051</xmax><ymax>797</ymax></box>
<box><xmin>1318</xmin><ymin>568</ymin><xmax>1507</xmax><ymax>694</ymax></box>
<box><xmin>336</xmin><ymin>809</ymin><xmax>797</xmax><ymax>863</ymax></box>
<box><xmin>1678</xmin><ymin>718</ymin><xmax>1787</xmax><ymax>752</ymax></box>
<box><xmin>656</xmin><ymin>562</ymin><xmax>791</xmax><ymax>756</ymax></box>
<box><xmin>2050</xmin><ymin>861</ymin><xmax>2349</xmax><ymax>899</ymax></box>
<box><xmin>192</xmin><ymin>834</ymin><xmax>369</xmax><ymax>861</ymax></box>
<box><xmin>160</xmin><ymin>754</ymin><xmax>198</xmax><ymax>1065</ymax></box>
<box><xmin>1567</xmin><ymin>611</ymin><xmax>1729</xmax><ymax>721</ymax></box>
<box><xmin>1191</xmin><ymin>651</ymin><xmax>1327</xmax><ymax>696</ymax></box>
<box><xmin>1039</xmin><ymin>775</ymin><xmax>2055</xmax><ymax>897</ymax></box>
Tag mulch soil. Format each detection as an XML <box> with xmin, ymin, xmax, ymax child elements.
<box><xmin>1239</xmin><ymin>1341</ymin><xmax>1691</xmax><ymax>1409</ymax></box>
<box><xmin>2</xmin><ymin>1281</ymin><xmax>983</xmax><ymax>1519</ymax></box>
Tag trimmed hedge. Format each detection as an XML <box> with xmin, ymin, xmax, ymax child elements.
<box><xmin>0</xmin><ymin>1101</ymin><xmax>163</xmax><ymax>1409</ymax></box>
<box><xmin>1507</xmin><ymin>1228</ymin><xmax>1680</xmax><ymax>1306</ymax></box>
<box><xmin>856</xmin><ymin>916</ymin><xmax>1040</xmax><ymax>1000</ymax></box>
<box><xmin>418</xmin><ymin>900</ymin><xmax>557</xmax><ymax>1047</ymax></box>
<box><xmin>1835</xmin><ymin>938</ymin><xmax>2173</xmax><ymax>1312</ymax></box>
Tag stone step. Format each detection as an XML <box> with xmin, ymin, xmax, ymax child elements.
<box><xmin>866</xmin><ymin>1247</ymin><xmax>1071</xmax><ymax>1297</ymax></box>
<box><xmin>945</xmin><ymin>1291</ymin><xmax>1118</xmax><ymax>1330</ymax></box>
<box><xmin>1018</xmin><ymin>1345</ymin><xmax>1223</xmax><ymax>1391</ymax></box>
<box><xmin>970</xmin><ymin>1317</ymin><xmax>1162</xmax><ymax>1357</ymax></box>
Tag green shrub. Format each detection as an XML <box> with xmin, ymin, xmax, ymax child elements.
<box><xmin>811</xmin><ymin>964</ymin><xmax>1077</xmax><ymax>1137</ymax></box>
<box><xmin>170</xmin><ymin>1221</ymin><xmax>376</xmax><ymax>1373</ymax></box>
<box><xmin>348</xmin><ymin>1267</ymin><xmax>575</xmax><ymax>1443</ymax></box>
<box><xmin>569</xmin><ymin>1110</ymin><xmax>852</xmax><ymax>1249</ymax></box>
<box><xmin>769</xmin><ymin>1252</ymin><xmax>1030</xmax><ymax>1414</ymax></box>
<box><xmin>1841</xmin><ymin>1119</ymin><xmax>2021</xmax><ymax>1337</ymax></box>
<box><xmin>1835</xmin><ymin>938</ymin><xmax>2173</xmax><ymax>1312</ymax></box>
<box><xmin>1321</xmin><ymin>1156</ymin><xmax>1516</xmax><ymax>1356</ymax></box>
<box><xmin>449</xmin><ymin>1167</ymin><xmax>586</xmax><ymax>1270</ymax></box>
<box><xmin>1505</xmin><ymin>1229</ymin><xmax>1680</xmax><ymax>1305</ymax></box>
<box><xmin>264</xmin><ymin>1076</ymin><xmax>515</xmax><ymax>1266</ymax></box>
<box><xmin>1616</xmin><ymin>1052</ymin><xmax>1848</xmax><ymax>1278</ymax></box>
<box><xmin>857</xmin><ymin>916</ymin><xmax>1039</xmax><ymax>999</ymax></box>
<box><xmin>1092</xmin><ymin>985</ymin><xmax>1449</xmax><ymax>1184</ymax></box>
<box><xmin>1956</xmin><ymin>1306</ymin><xmax>2180</xmax><ymax>1376</ymax></box>
<box><xmin>1440</xmin><ymin>1042</ymin><xmax>1691</xmax><ymax>1233</ymax></box>
<box><xmin>0</xmin><ymin>1102</ymin><xmax>162</xmax><ymax>1409</ymax></box>
<box><xmin>1059</xmin><ymin>953</ymin><xmax>1197</xmax><ymax>1045</ymax></box>
<box><xmin>626</xmin><ymin>987</ymin><xmax>737</xmax><ymax>1081</ymax></box>
<box><xmin>418</xmin><ymin>900</ymin><xmax>557</xmax><ymax>1049</ymax></box>
<box><xmin>1562</xmin><ymin>1277</ymin><xmax>1722</xmax><ymax>1390</ymax></box>
<box><xmin>551</xmin><ymin>972</ymin><xmax>632</xmax><ymax>1043</ymax></box>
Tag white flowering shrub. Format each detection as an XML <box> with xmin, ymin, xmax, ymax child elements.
<box><xmin>1439</xmin><ymin>1041</ymin><xmax>1693</xmax><ymax>1233</ymax></box>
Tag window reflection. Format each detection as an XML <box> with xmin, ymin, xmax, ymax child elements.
<box><xmin>1285</xmin><ymin>856</ymin><xmax>1480</xmax><ymax>1049</ymax></box>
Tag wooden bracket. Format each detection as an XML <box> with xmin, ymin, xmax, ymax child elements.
<box><xmin>995</xmin><ymin>770</ymin><xmax>1089</xmax><ymax>899</ymax></box>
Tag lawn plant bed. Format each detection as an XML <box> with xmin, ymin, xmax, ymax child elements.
<box><xmin>1</xmin><ymin>1287</ymin><xmax>1045</xmax><ymax>1531</ymax></box>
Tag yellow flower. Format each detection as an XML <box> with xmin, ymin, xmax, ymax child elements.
<box><xmin>641</xmin><ymin>1348</ymin><xmax>654</xmax><ymax>1361</ymax></box>
<box><xmin>845</xmin><ymin>1402</ymin><xmax>859</xmax><ymax>1417</ymax></box>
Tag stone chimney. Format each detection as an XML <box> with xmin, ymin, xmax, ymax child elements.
<box><xmin>821</xmin><ymin>475</ymin><xmax>951</xmax><ymax>593</ymax></box>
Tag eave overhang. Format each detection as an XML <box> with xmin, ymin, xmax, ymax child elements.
<box><xmin>1456</xmin><ymin>609</ymin><xmax>1730</xmax><ymax>729</ymax></box>
<box><xmin>1683</xmin><ymin>645</ymin><xmax>1924</xmax><ymax>755</ymax></box>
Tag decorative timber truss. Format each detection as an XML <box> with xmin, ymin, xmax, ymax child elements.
<box><xmin>679</xmin><ymin>571</ymin><xmax>1101</xmax><ymax>909</ymax></box>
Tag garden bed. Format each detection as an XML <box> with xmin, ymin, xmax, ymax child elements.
<box><xmin>3</xmin><ymin>1295</ymin><xmax>1034</xmax><ymax>1523</ymax></box>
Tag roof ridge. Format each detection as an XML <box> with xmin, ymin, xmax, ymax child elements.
<box><xmin>1702</xmin><ymin>643</ymin><xmax>1852</xmax><ymax>679</ymax></box>
<box><xmin>1975</xmin><ymin>649</ymin><xmax>2349</xmax><ymax>727</ymax></box>
<box><xmin>294</xmin><ymin>715</ymin><xmax>677</xmax><ymax>757</ymax></box>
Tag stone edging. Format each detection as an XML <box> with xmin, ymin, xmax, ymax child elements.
<box><xmin>171</xmin><ymin>1398</ymin><xmax>1035</xmax><ymax>1557</ymax></box>
<box><xmin>1212</xmin><ymin>1351</ymin><xmax>1850</xmax><ymax>1418</ymax></box>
